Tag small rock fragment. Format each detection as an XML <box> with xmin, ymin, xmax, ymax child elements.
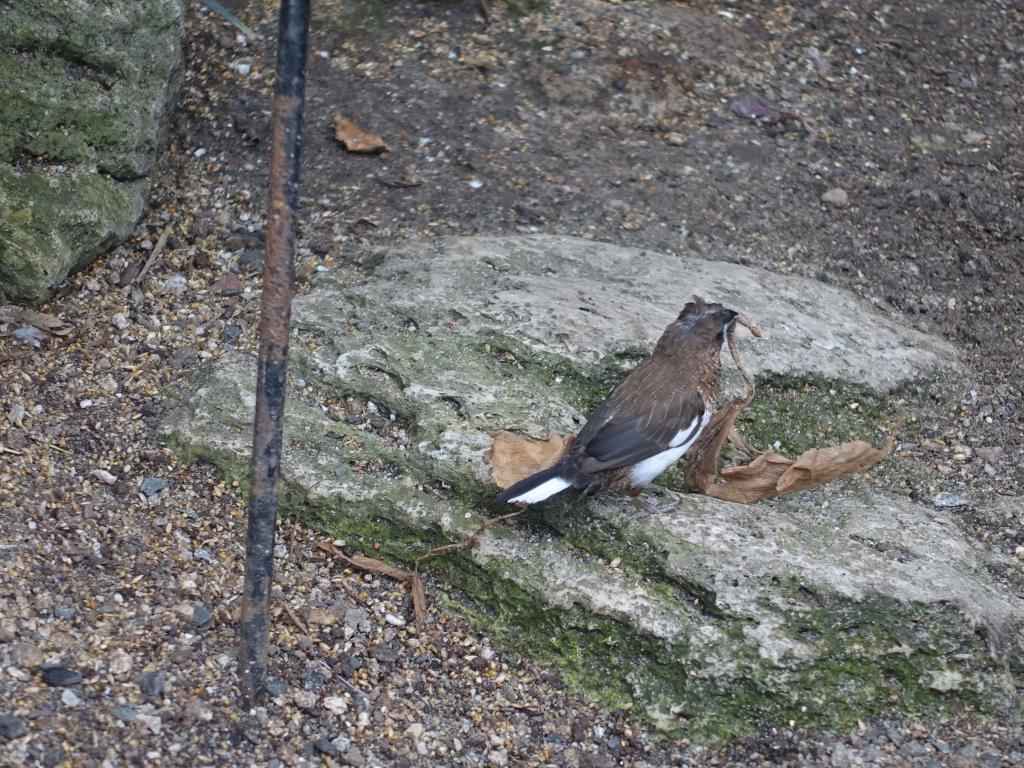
<box><xmin>139</xmin><ymin>477</ymin><xmax>168</xmax><ymax>497</ymax></box>
<box><xmin>138</xmin><ymin>669</ymin><xmax>166</xmax><ymax>699</ymax></box>
<box><xmin>933</xmin><ymin>492</ymin><xmax>966</xmax><ymax>508</ymax></box>
<box><xmin>0</xmin><ymin>713</ymin><xmax>28</xmax><ymax>741</ymax></box>
<box><xmin>111</xmin><ymin>706</ymin><xmax>137</xmax><ymax>723</ymax></box>
<box><xmin>308</xmin><ymin>607</ymin><xmax>338</xmax><ymax>626</ymax></box>
<box><xmin>160</xmin><ymin>275</ymin><xmax>189</xmax><ymax>295</ymax></box>
<box><xmin>964</xmin><ymin>130</ymin><xmax>986</xmax><ymax>145</ymax></box>
<box><xmin>663</xmin><ymin>132</ymin><xmax>686</xmax><ymax>147</ymax></box>
<box><xmin>91</xmin><ymin>469</ymin><xmax>118</xmax><ymax>485</ymax></box>
<box><xmin>61</xmin><ymin>689</ymin><xmax>81</xmax><ymax>707</ymax></box>
<box><xmin>212</xmin><ymin>275</ymin><xmax>243</xmax><ymax>296</ymax></box>
<box><xmin>322</xmin><ymin>696</ymin><xmax>348</xmax><ymax>715</ymax></box>
<box><xmin>41</xmin><ymin>666</ymin><xmax>82</xmax><ymax>687</ymax></box>
<box><xmin>10</xmin><ymin>641</ymin><xmax>43</xmax><ymax>668</ymax></box>
<box><xmin>191</xmin><ymin>604</ymin><xmax>213</xmax><ymax>627</ymax></box>
<box><xmin>111</xmin><ymin>313</ymin><xmax>131</xmax><ymax>330</ymax></box>
<box><xmin>821</xmin><ymin>188</ymin><xmax>849</xmax><ymax>207</ymax></box>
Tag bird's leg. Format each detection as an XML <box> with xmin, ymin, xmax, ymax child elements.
<box><xmin>627</xmin><ymin>487</ymin><xmax>679</xmax><ymax>521</ymax></box>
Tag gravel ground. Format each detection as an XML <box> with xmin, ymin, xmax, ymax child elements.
<box><xmin>1</xmin><ymin>0</ymin><xmax>1023</xmax><ymax>765</ymax></box>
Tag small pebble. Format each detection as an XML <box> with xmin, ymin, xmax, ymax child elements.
<box><xmin>322</xmin><ymin>696</ymin><xmax>348</xmax><ymax>715</ymax></box>
<box><xmin>384</xmin><ymin>613</ymin><xmax>406</xmax><ymax>627</ymax></box>
<box><xmin>41</xmin><ymin>666</ymin><xmax>82</xmax><ymax>687</ymax></box>
<box><xmin>0</xmin><ymin>713</ymin><xmax>28</xmax><ymax>741</ymax></box>
<box><xmin>139</xmin><ymin>477</ymin><xmax>168</xmax><ymax>497</ymax></box>
<box><xmin>160</xmin><ymin>274</ymin><xmax>189</xmax><ymax>295</ymax></box>
<box><xmin>61</xmin><ymin>689</ymin><xmax>81</xmax><ymax>707</ymax></box>
<box><xmin>138</xmin><ymin>669</ymin><xmax>166</xmax><ymax>699</ymax></box>
<box><xmin>91</xmin><ymin>469</ymin><xmax>118</xmax><ymax>485</ymax></box>
<box><xmin>821</xmin><ymin>188</ymin><xmax>849</xmax><ymax>207</ymax></box>
<box><xmin>933</xmin><ymin>492</ymin><xmax>967</xmax><ymax>508</ymax></box>
<box><xmin>191</xmin><ymin>604</ymin><xmax>213</xmax><ymax>627</ymax></box>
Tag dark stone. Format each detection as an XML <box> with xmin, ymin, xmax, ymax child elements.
<box><xmin>111</xmin><ymin>705</ymin><xmax>136</xmax><ymax>723</ymax></box>
<box><xmin>139</xmin><ymin>477</ymin><xmax>168</xmax><ymax>497</ymax></box>
<box><xmin>191</xmin><ymin>604</ymin><xmax>212</xmax><ymax>627</ymax></box>
<box><xmin>0</xmin><ymin>714</ymin><xmax>27</xmax><ymax>741</ymax></box>
<box><xmin>368</xmin><ymin>643</ymin><xmax>399</xmax><ymax>664</ymax></box>
<box><xmin>313</xmin><ymin>738</ymin><xmax>339</xmax><ymax>757</ymax></box>
<box><xmin>53</xmin><ymin>606</ymin><xmax>76</xmax><ymax>620</ymax></box>
<box><xmin>221</xmin><ymin>324</ymin><xmax>242</xmax><ymax>344</ymax></box>
<box><xmin>264</xmin><ymin>680</ymin><xmax>288</xmax><ymax>697</ymax></box>
<box><xmin>138</xmin><ymin>669</ymin><xmax>166</xmax><ymax>699</ymax></box>
<box><xmin>40</xmin><ymin>666</ymin><xmax>82</xmax><ymax>687</ymax></box>
<box><xmin>237</xmin><ymin>247</ymin><xmax>264</xmax><ymax>272</ymax></box>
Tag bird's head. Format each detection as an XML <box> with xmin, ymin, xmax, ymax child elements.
<box><xmin>671</xmin><ymin>296</ymin><xmax>738</xmax><ymax>348</ymax></box>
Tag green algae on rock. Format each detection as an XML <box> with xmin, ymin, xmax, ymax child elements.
<box><xmin>0</xmin><ymin>0</ymin><xmax>184</xmax><ymax>303</ymax></box>
<box><xmin>163</xmin><ymin>236</ymin><xmax>1022</xmax><ymax>740</ymax></box>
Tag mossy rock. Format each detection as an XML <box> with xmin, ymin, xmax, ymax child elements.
<box><xmin>164</xmin><ymin>236</ymin><xmax>1022</xmax><ymax>741</ymax></box>
<box><xmin>0</xmin><ymin>0</ymin><xmax>184</xmax><ymax>303</ymax></box>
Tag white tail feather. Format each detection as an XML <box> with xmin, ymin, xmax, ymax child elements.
<box><xmin>505</xmin><ymin>477</ymin><xmax>571</xmax><ymax>504</ymax></box>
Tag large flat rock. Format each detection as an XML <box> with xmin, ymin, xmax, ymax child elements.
<box><xmin>165</xmin><ymin>236</ymin><xmax>1019</xmax><ymax>740</ymax></box>
<box><xmin>329</xmin><ymin>235</ymin><xmax>959</xmax><ymax>394</ymax></box>
<box><xmin>0</xmin><ymin>0</ymin><xmax>184</xmax><ymax>303</ymax></box>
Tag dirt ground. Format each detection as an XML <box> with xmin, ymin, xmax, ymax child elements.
<box><xmin>1</xmin><ymin>0</ymin><xmax>1023</xmax><ymax>765</ymax></box>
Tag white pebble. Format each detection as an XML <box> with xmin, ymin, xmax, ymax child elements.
<box><xmin>61</xmin><ymin>689</ymin><xmax>80</xmax><ymax>707</ymax></box>
<box><xmin>112</xmin><ymin>313</ymin><xmax>130</xmax><ymax>330</ymax></box>
<box><xmin>385</xmin><ymin>613</ymin><xmax>406</xmax><ymax>627</ymax></box>
<box><xmin>91</xmin><ymin>469</ymin><xmax>118</xmax><ymax>485</ymax></box>
<box><xmin>322</xmin><ymin>696</ymin><xmax>348</xmax><ymax>715</ymax></box>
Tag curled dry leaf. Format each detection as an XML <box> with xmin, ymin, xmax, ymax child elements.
<box><xmin>485</xmin><ymin>430</ymin><xmax>574</xmax><ymax>490</ymax></box>
<box><xmin>333</xmin><ymin>113</ymin><xmax>387</xmax><ymax>154</ymax></box>
<box><xmin>704</xmin><ymin>437</ymin><xmax>897</xmax><ymax>503</ymax></box>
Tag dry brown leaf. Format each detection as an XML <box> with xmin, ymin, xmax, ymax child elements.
<box><xmin>18</xmin><ymin>309</ymin><xmax>72</xmax><ymax>336</ymax></box>
<box><xmin>703</xmin><ymin>451</ymin><xmax>794</xmax><ymax>503</ymax></box>
<box><xmin>333</xmin><ymin>113</ymin><xmax>387</xmax><ymax>154</ymax></box>
<box><xmin>409</xmin><ymin>574</ymin><xmax>427</xmax><ymax>630</ymax></box>
<box><xmin>485</xmin><ymin>430</ymin><xmax>573</xmax><ymax>490</ymax></box>
<box><xmin>776</xmin><ymin>437</ymin><xmax>896</xmax><ymax>495</ymax></box>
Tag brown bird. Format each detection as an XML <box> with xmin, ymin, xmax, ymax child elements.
<box><xmin>495</xmin><ymin>297</ymin><xmax>737</xmax><ymax>505</ymax></box>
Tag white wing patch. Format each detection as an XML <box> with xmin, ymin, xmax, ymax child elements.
<box><xmin>630</xmin><ymin>407</ymin><xmax>712</xmax><ymax>487</ymax></box>
<box><xmin>669</xmin><ymin>414</ymin><xmax>701</xmax><ymax>447</ymax></box>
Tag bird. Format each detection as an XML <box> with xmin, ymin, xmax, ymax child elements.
<box><xmin>495</xmin><ymin>296</ymin><xmax>738</xmax><ymax>507</ymax></box>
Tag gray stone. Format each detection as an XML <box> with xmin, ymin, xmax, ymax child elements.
<box><xmin>821</xmin><ymin>188</ymin><xmax>849</xmax><ymax>207</ymax></box>
<box><xmin>0</xmin><ymin>0</ymin><xmax>184</xmax><ymax>303</ymax></box>
<box><xmin>164</xmin><ymin>236</ymin><xmax>1019</xmax><ymax>741</ymax></box>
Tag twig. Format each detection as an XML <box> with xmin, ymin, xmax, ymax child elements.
<box><xmin>318</xmin><ymin>540</ymin><xmax>428</xmax><ymax>632</ymax></box>
<box><xmin>684</xmin><ymin>317</ymin><xmax>761</xmax><ymax>493</ymax></box>
<box><xmin>133</xmin><ymin>224</ymin><xmax>174</xmax><ymax>285</ymax></box>
<box><xmin>282</xmin><ymin>603</ymin><xmax>309</xmax><ymax>636</ymax></box>
<box><xmin>413</xmin><ymin>510</ymin><xmax>524</xmax><ymax>574</ymax></box>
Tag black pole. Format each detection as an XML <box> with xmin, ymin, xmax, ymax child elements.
<box><xmin>238</xmin><ymin>0</ymin><xmax>310</xmax><ymax>706</ymax></box>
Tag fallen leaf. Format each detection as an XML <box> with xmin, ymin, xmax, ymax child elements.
<box><xmin>20</xmin><ymin>309</ymin><xmax>72</xmax><ymax>336</ymax></box>
<box><xmin>333</xmin><ymin>114</ymin><xmax>387</xmax><ymax>154</ymax></box>
<box><xmin>776</xmin><ymin>439</ymin><xmax>895</xmax><ymax>494</ymax></box>
<box><xmin>703</xmin><ymin>451</ymin><xmax>793</xmax><ymax>503</ymax></box>
<box><xmin>703</xmin><ymin>437</ymin><xmax>897</xmax><ymax>503</ymax></box>
<box><xmin>485</xmin><ymin>431</ymin><xmax>574</xmax><ymax>490</ymax></box>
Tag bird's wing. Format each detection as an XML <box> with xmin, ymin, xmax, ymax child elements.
<box><xmin>574</xmin><ymin>362</ymin><xmax>707</xmax><ymax>474</ymax></box>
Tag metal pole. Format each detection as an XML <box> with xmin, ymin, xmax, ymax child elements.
<box><xmin>238</xmin><ymin>0</ymin><xmax>310</xmax><ymax>706</ymax></box>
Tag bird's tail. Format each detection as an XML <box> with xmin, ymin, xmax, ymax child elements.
<box><xmin>495</xmin><ymin>461</ymin><xmax>572</xmax><ymax>505</ymax></box>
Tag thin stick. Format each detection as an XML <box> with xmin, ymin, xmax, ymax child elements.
<box><xmin>283</xmin><ymin>603</ymin><xmax>309</xmax><ymax>636</ymax></box>
<box><xmin>413</xmin><ymin>510</ymin><xmax>523</xmax><ymax>574</ymax></box>
<box><xmin>133</xmin><ymin>223</ymin><xmax>174</xmax><ymax>285</ymax></box>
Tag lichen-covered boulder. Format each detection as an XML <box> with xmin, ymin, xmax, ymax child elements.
<box><xmin>164</xmin><ymin>236</ymin><xmax>1022</xmax><ymax>741</ymax></box>
<box><xmin>0</xmin><ymin>0</ymin><xmax>184</xmax><ymax>303</ymax></box>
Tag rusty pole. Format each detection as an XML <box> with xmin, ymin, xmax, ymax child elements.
<box><xmin>238</xmin><ymin>0</ymin><xmax>310</xmax><ymax>706</ymax></box>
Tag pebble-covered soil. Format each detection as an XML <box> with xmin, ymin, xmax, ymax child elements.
<box><xmin>1</xmin><ymin>0</ymin><xmax>1022</xmax><ymax>765</ymax></box>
